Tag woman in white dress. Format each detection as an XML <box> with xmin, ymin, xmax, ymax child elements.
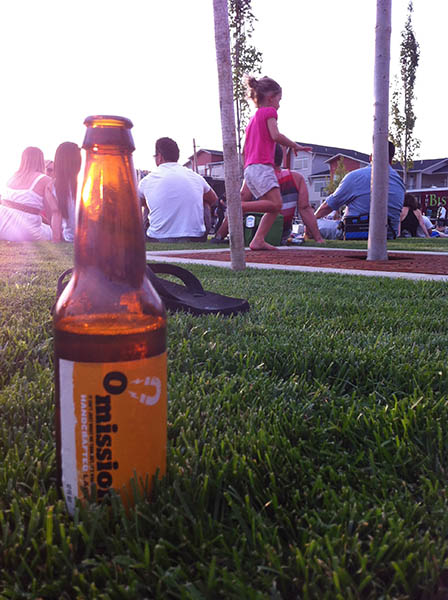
<box><xmin>0</xmin><ymin>147</ymin><xmax>59</xmax><ymax>241</ymax></box>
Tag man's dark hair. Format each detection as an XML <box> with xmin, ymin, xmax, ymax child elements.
<box><xmin>155</xmin><ymin>137</ymin><xmax>179</xmax><ymax>162</ymax></box>
<box><xmin>388</xmin><ymin>141</ymin><xmax>395</xmax><ymax>163</ymax></box>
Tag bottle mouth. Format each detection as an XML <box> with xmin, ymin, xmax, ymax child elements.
<box><xmin>83</xmin><ymin>115</ymin><xmax>135</xmax><ymax>151</ymax></box>
<box><xmin>84</xmin><ymin>115</ymin><xmax>133</xmax><ymax>129</ymax></box>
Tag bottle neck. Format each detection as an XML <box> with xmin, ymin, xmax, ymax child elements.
<box><xmin>75</xmin><ymin>149</ymin><xmax>146</xmax><ymax>286</ymax></box>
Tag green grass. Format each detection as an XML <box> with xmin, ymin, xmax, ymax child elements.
<box><xmin>1</xmin><ymin>240</ymin><xmax>448</xmax><ymax>599</ymax></box>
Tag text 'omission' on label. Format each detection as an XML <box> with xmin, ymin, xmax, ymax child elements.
<box><xmin>59</xmin><ymin>354</ymin><xmax>167</xmax><ymax>514</ymax></box>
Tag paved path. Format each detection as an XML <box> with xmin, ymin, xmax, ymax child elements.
<box><xmin>146</xmin><ymin>246</ymin><xmax>448</xmax><ymax>282</ymax></box>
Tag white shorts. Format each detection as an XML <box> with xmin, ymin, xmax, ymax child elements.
<box><xmin>244</xmin><ymin>164</ymin><xmax>279</xmax><ymax>199</ymax></box>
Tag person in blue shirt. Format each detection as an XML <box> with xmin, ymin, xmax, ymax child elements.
<box><xmin>314</xmin><ymin>141</ymin><xmax>405</xmax><ymax>237</ymax></box>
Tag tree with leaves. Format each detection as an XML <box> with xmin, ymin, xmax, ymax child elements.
<box><xmin>325</xmin><ymin>157</ymin><xmax>348</xmax><ymax>196</ymax></box>
<box><xmin>389</xmin><ymin>0</ymin><xmax>420</xmax><ymax>185</ymax></box>
<box><xmin>228</xmin><ymin>0</ymin><xmax>263</xmax><ymax>161</ymax></box>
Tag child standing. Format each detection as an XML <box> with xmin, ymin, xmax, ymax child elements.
<box><xmin>242</xmin><ymin>76</ymin><xmax>311</xmax><ymax>250</ymax></box>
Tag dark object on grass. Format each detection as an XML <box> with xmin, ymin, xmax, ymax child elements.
<box><xmin>54</xmin><ymin>263</ymin><xmax>249</xmax><ymax>317</ymax></box>
<box><xmin>146</xmin><ymin>263</ymin><xmax>249</xmax><ymax>316</ymax></box>
<box><xmin>339</xmin><ymin>213</ymin><xmax>397</xmax><ymax>240</ymax></box>
<box><xmin>210</xmin><ymin>236</ymin><xmax>228</xmax><ymax>244</ymax></box>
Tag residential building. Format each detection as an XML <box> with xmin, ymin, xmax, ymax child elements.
<box><xmin>285</xmin><ymin>143</ymin><xmax>370</xmax><ymax>209</ymax></box>
<box><xmin>402</xmin><ymin>158</ymin><xmax>448</xmax><ymax>190</ymax></box>
<box><xmin>184</xmin><ymin>149</ymin><xmax>224</xmax><ymax>179</ymax></box>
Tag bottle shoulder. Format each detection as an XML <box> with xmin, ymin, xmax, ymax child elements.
<box><xmin>53</xmin><ymin>271</ymin><xmax>166</xmax><ymax>332</ymax></box>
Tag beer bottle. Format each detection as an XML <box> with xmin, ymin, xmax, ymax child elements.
<box><xmin>53</xmin><ymin>115</ymin><xmax>167</xmax><ymax>515</ymax></box>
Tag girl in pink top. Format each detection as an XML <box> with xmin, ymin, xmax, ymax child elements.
<box><xmin>242</xmin><ymin>76</ymin><xmax>311</xmax><ymax>250</ymax></box>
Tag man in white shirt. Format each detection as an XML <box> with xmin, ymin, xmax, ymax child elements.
<box><xmin>138</xmin><ymin>137</ymin><xmax>218</xmax><ymax>242</ymax></box>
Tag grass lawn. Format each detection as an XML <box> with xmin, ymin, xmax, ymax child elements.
<box><xmin>1</xmin><ymin>239</ymin><xmax>448</xmax><ymax>599</ymax></box>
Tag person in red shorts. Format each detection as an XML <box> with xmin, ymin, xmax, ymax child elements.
<box><xmin>271</xmin><ymin>144</ymin><xmax>324</xmax><ymax>243</ymax></box>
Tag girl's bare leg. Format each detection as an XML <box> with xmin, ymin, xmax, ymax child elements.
<box><xmin>248</xmin><ymin>187</ymin><xmax>282</xmax><ymax>251</ymax></box>
<box><xmin>217</xmin><ymin>183</ymin><xmax>282</xmax><ymax>249</ymax></box>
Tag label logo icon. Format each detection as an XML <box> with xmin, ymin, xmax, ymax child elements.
<box><xmin>129</xmin><ymin>376</ymin><xmax>162</xmax><ymax>406</ymax></box>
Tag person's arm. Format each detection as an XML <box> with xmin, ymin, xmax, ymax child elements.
<box><xmin>202</xmin><ymin>188</ymin><xmax>217</xmax><ymax>234</ymax></box>
<box><xmin>137</xmin><ymin>179</ymin><xmax>147</xmax><ymax>206</ymax></box>
<box><xmin>314</xmin><ymin>200</ymin><xmax>334</xmax><ymax>219</ymax></box>
<box><xmin>415</xmin><ymin>209</ymin><xmax>430</xmax><ymax>237</ymax></box>
<box><xmin>203</xmin><ymin>187</ymin><xmax>218</xmax><ymax>208</ymax></box>
<box><xmin>316</xmin><ymin>170</ymin><xmax>356</xmax><ymax>218</ymax></box>
<box><xmin>266</xmin><ymin>118</ymin><xmax>311</xmax><ymax>154</ymax></box>
<box><xmin>44</xmin><ymin>182</ymin><xmax>62</xmax><ymax>242</ymax></box>
<box><xmin>50</xmin><ymin>211</ymin><xmax>63</xmax><ymax>242</ymax></box>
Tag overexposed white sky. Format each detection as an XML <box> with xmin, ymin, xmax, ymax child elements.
<box><xmin>0</xmin><ymin>0</ymin><xmax>445</xmax><ymax>185</ymax></box>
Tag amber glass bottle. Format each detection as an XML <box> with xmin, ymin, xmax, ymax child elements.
<box><xmin>53</xmin><ymin>115</ymin><xmax>167</xmax><ymax>515</ymax></box>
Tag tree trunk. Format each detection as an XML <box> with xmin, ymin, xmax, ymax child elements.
<box><xmin>213</xmin><ymin>0</ymin><xmax>246</xmax><ymax>270</ymax></box>
<box><xmin>368</xmin><ymin>0</ymin><xmax>392</xmax><ymax>262</ymax></box>
<box><xmin>403</xmin><ymin>134</ymin><xmax>408</xmax><ymax>186</ymax></box>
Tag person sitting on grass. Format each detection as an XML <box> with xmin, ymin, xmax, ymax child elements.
<box><xmin>430</xmin><ymin>219</ymin><xmax>448</xmax><ymax>238</ymax></box>
<box><xmin>0</xmin><ymin>147</ymin><xmax>58</xmax><ymax>242</ymax></box>
<box><xmin>138</xmin><ymin>137</ymin><xmax>218</xmax><ymax>243</ymax></box>
<box><xmin>399</xmin><ymin>193</ymin><xmax>430</xmax><ymax>238</ymax></box>
<box><xmin>45</xmin><ymin>142</ymin><xmax>82</xmax><ymax>242</ymax></box>
<box><xmin>314</xmin><ymin>141</ymin><xmax>405</xmax><ymax>238</ymax></box>
<box><xmin>271</xmin><ymin>143</ymin><xmax>324</xmax><ymax>243</ymax></box>
<box><xmin>314</xmin><ymin>209</ymin><xmax>342</xmax><ymax>241</ymax></box>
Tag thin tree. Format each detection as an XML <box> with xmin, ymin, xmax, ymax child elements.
<box><xmin>390</xmin><ymin>0</ymin><xmax>420</xmax><ymax>185</ymax></box>
<box><xmin>368</xmin><ymin>0</ymin><xmax>392</xmax><ymax>262</ymax></box>
<box><xmin>228</xmin><ymin>0</ymin><xmax>263</xmax><ymax>164</ymax></box>
<box><xmin>213</xmin><ymin>0</ymin><xmax>245</xmax><ymax>270</ymax></box>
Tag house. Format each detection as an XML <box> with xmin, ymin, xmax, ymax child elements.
<box><xmin>285</xmin><ymin>143</ymin><xmax>370</xmax><ymax>209</ymax></box>
<box><xmin>184</xmin><ymin>149</ymin><xmax>224</xmax><ymax>179</ymax></box>
<box><xmin>402</xmin><ymin>158</ymin><xmax>448</xmax><ymax>190</ymax></box>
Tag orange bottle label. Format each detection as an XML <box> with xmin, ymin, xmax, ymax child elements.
<box><xmin>58</xmin><ymin>354</ymin><xmax>167</xmax><ymax>514</ymax></box>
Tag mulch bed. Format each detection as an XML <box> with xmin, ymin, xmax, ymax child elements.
<box><xmin>165</xmin><ymin>249</ymin><xmax>448</xmax><ymax>276</ymax></box>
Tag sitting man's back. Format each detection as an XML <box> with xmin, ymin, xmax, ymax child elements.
<box><xmin>314</xmin><ymin>141</ymin><xmax>405</xmax><ymax>238</ymax></box>
<box><xmin>139</xmin><ymin>137</ymin><xmax>217</xmax><ymax>242</ymax></box>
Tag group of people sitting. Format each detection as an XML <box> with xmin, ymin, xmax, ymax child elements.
<box><xmin>0</xmin><ymin>144</ymin><xmax>81</xmax><ymax>242</ymax></box>
<box><xmin>398</xmin><ymin>193</ymin><xmax>447</xmax><ymax>238</ymax></box>
<box><xmin>310</xmin><ymin>141</ymin><xmax>447</xmax><ymax>241</ymax></box>
<box><xmin>136</xmin><ymin>137</ymin><xmax>325</xmax><ymax>245</ymax></box>
<box><xmin>1</xmin><ymin>138</ymin><xmax>445</xmax><ymax>245</ymax></box>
